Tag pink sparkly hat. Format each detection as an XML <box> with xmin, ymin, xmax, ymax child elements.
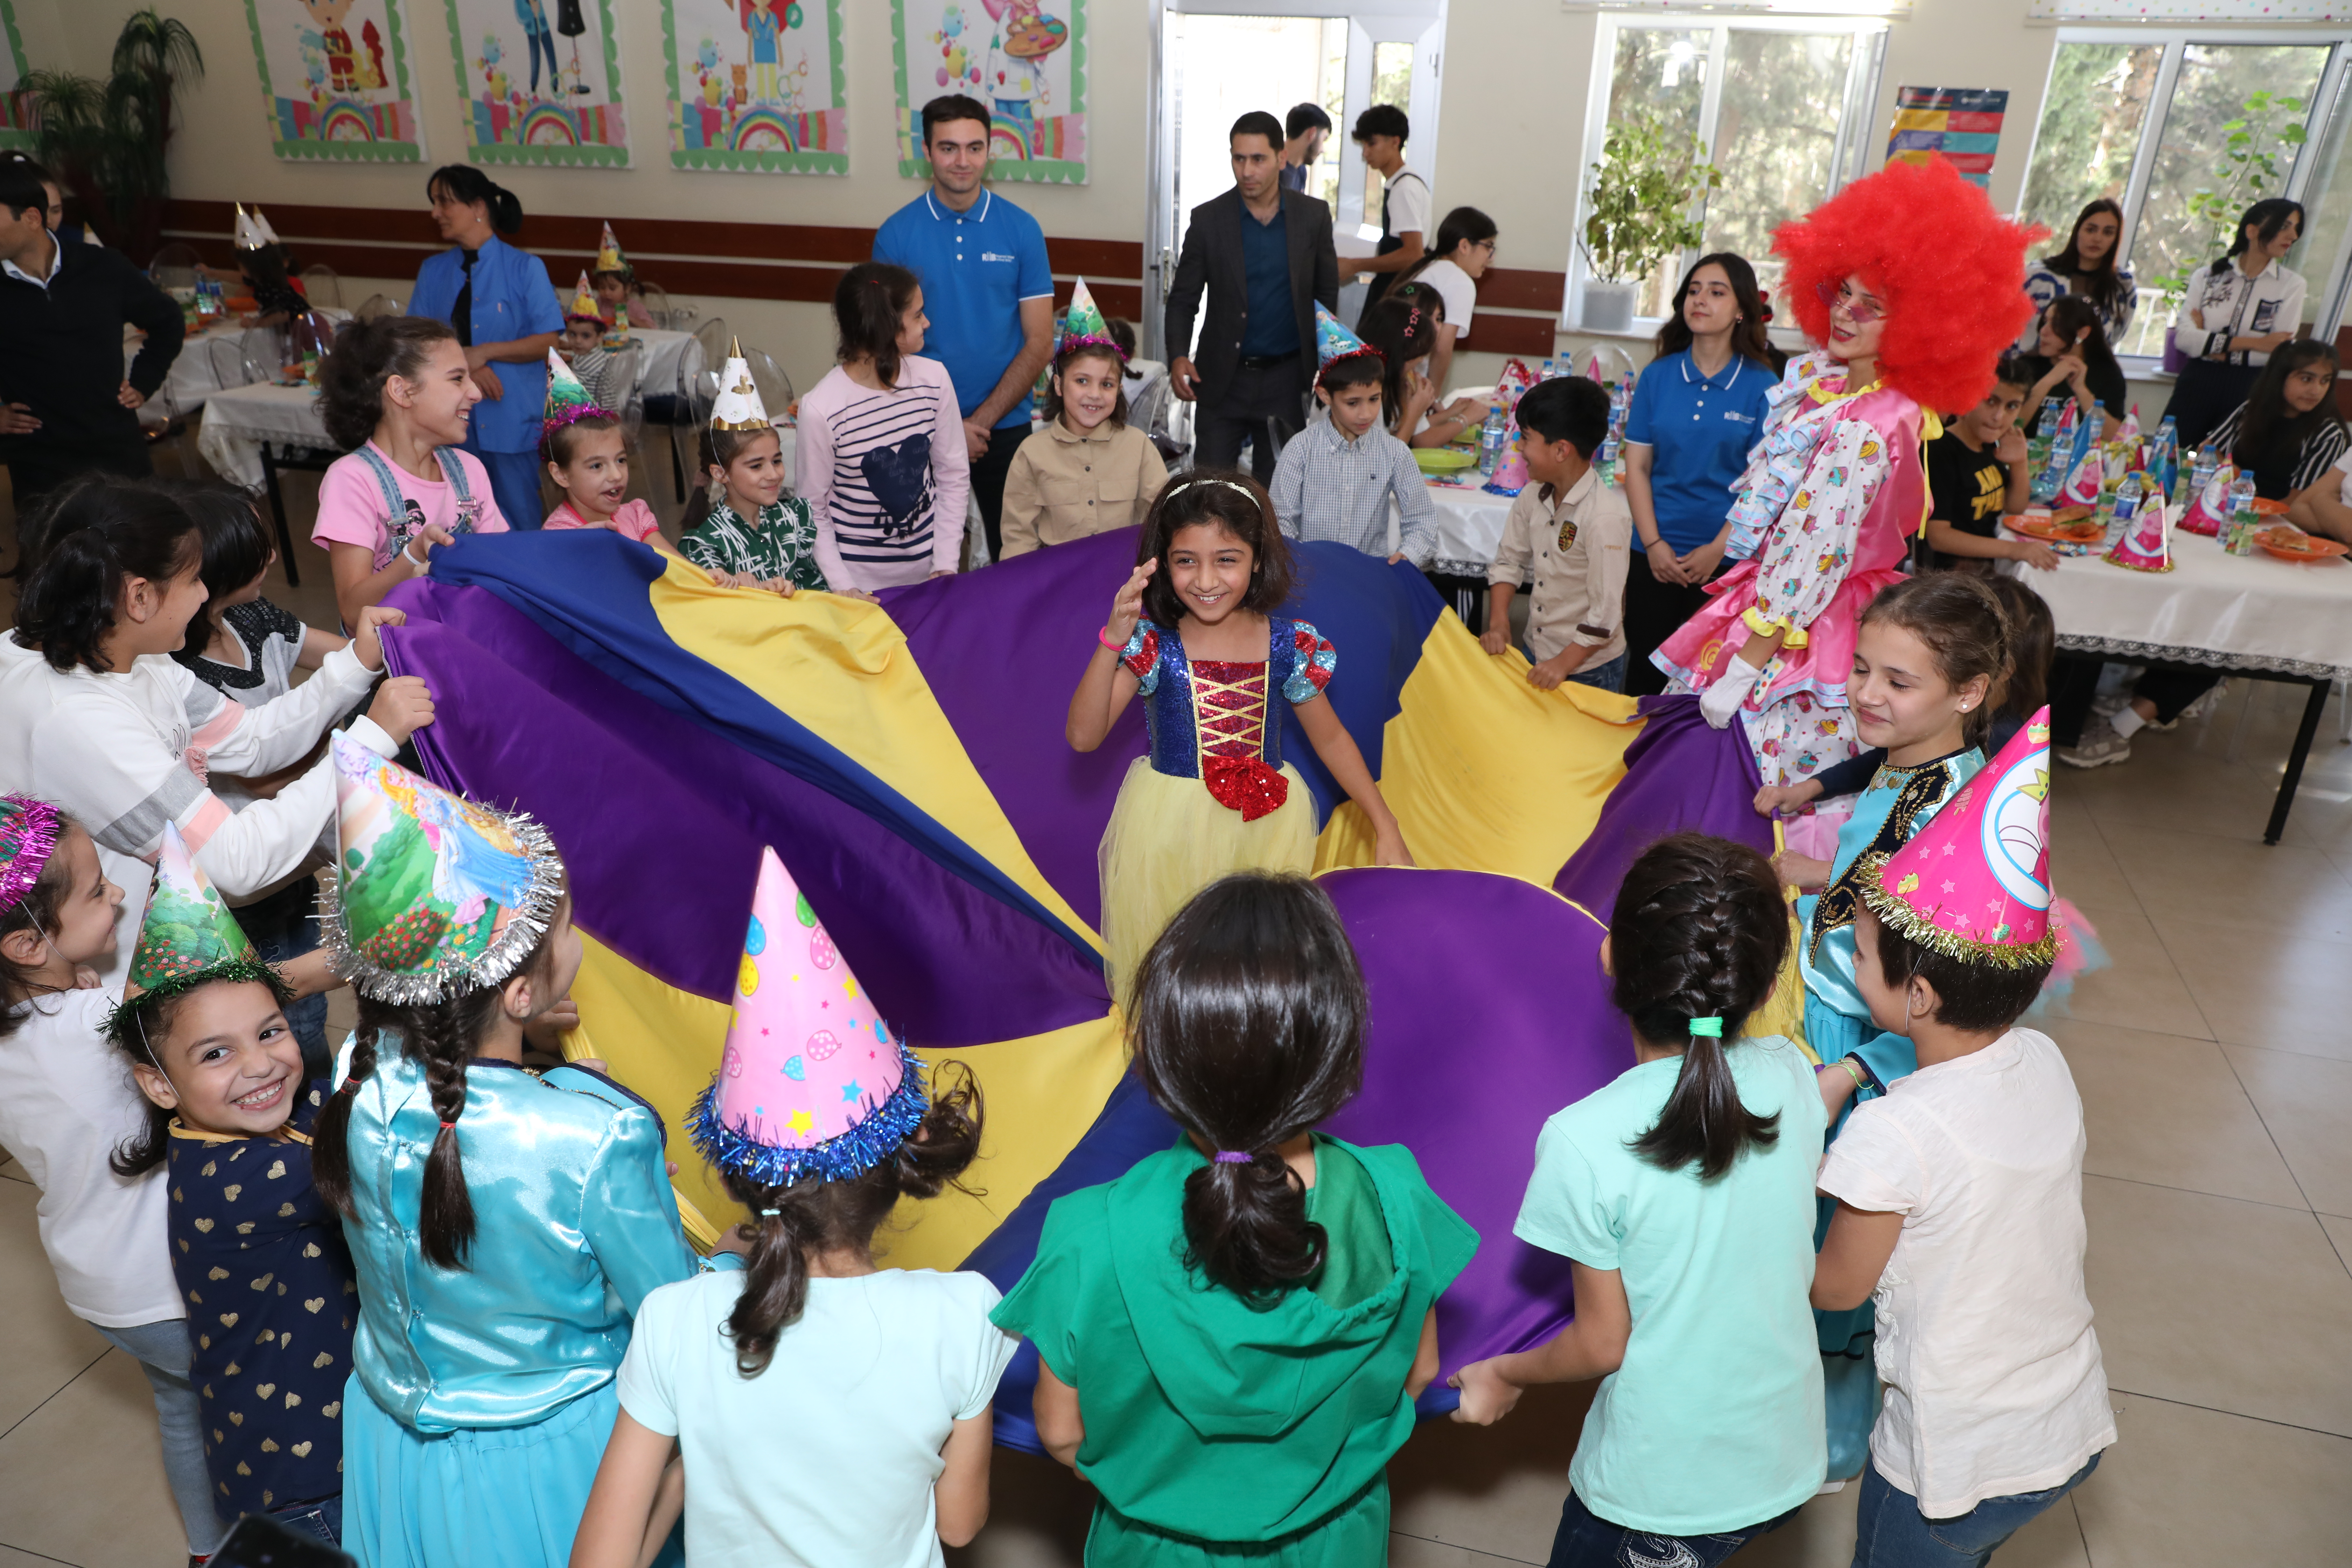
<box><xmin>687</xmin><ymin>847</ymin><xmax>924</xmax><ymax>1186</ymax></box>
<box><xmin>2104</xmin><ymin>490</ymin><xmax>2174</xmax><ymax>573</ymax></box>
<box><xmin>0</xmin><ymin>794</ymin><xmax>62</xmax><ymax>916</ymax></box>
<box><xmin>1862</xmin><ymin>707</ymin><xmax>2060</xmax><ymax>967</ymax></box>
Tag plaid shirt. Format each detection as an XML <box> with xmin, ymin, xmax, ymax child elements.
<box><xmin>1270</xmin><ymin>417</ymin><xmax>1439</xmax><ymax>567</ymax></box>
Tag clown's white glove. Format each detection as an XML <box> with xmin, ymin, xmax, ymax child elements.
<box><xmin>1700</xmin><ymin>655</ymin><xmax>1763</xmax><ymax>729</ymax></box>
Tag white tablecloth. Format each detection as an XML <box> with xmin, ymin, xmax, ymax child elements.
<box><xmin>1424</xmin><ymin>475</ymin><xmax>1514</xmax><ymax>576</ymax></box>
<box><xmin>2007</xmin><ymin>523</ymin><xmax>2352</xmax><ymax>681</ymax></box>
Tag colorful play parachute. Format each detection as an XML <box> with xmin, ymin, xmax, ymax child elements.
<box><xmin>382</xmin><ymin>529</ymin><xmax>1782</xmax><ymax>1447</ymax></box>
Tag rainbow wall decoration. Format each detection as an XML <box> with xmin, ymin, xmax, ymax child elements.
<box><xmin>661</xmin><ymin>0</ymin><xmax>847</xmax><ymax>175</ymax></box>
<box><xmin>241</xmin><ymin>0</ymin><xmax>426</xmax><ymax>163</ymax></box>
<box><xmin>441</xmin><ymin>0</ymin><xmax>631</xmax><ymax>168</ymax></box>
<box><xmin>893</xmin><ymin>0</ymin><xmax>1087</xmax><ymax>186</ymax></box>
<box><xmin>1885</xmin><ymin>86</ymin><xmax>2008</xmax><ymax>190</ymax></box>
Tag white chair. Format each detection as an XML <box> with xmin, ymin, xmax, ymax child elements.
<box><xmin>299</xmin><ymin>264</ymin><xmax>344</xmax><ymax>311</ymax></box>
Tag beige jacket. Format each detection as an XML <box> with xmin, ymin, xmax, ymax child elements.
<box><xmin>1488</xmin><ymin>467</ymin><xmax>1633</xmax><ymax>668</ymax></box>
<box><xmin>1000</xmin><ymin>419</ymin><xmax>1168</xmax><ymax>557</ymax></box>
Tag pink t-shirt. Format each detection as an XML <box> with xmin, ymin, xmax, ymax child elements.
<box><xmin>545</xmin><ymin>498</ymin><xmax>663</xmax><ymax>543</ymax></box>
<box><xmin>312</xmin><ymin>443</ymin><xmax>511</xmax><ymax>572</ymax></box>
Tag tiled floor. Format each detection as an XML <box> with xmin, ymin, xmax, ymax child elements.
<box><xmin>4</xmin><ymin>441</ymin><xmax>2351</xmax><ymax>1564</ymax></box>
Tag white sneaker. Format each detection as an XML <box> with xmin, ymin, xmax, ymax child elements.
<box><xmin>2092</xmin><ymin>690</ymin><xmax>2130</xmax><ymax>719</ymax></box>
<box><xmin>2057</xmin><ymin>720</ymin><xmax>2132</xmax><ymax>769</ymax></box>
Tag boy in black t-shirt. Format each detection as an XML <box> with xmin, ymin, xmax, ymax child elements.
<box><xmin>1923</xmin><ymin>357</ymin><xmax>2058</xmax><ymax>573</ymax></box>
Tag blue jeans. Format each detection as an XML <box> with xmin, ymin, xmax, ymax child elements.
<box><xmin>90</xmin><ymin>1318</ymin><xmax>230</xmax><ymax>1556</ymax></box>
<box><xmin>271</xmin><ymin>1492</ymin><xmax>344</xmax><ymax>1546</ymax></box>
<box><xmin>1853</xmin><ymin>1454</ymin><xmax>2101</xmax><ymax>1567</ymax></box>
<box><xmin>1568</xmin><ymin>653</ymin><xmax>1629</xmax><ymax>693</ymax></box>
<box><xmin>461</xmin><ymin>435</ymin><xmax>550</xmax><ymax>532</ymax></box>
<box><xmin>1547</xmin><ymin>1490</ymin><xmax>1798</xmax><ymax>1568</ymax></box>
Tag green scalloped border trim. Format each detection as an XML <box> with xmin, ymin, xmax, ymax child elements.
<box><xmin>240</xmin><ymin>0</ymin><xmax>427</xmax><ymax>164</ymax></box>
<box><xmin>0</xmin><ymin>0</ymin><xmax>32</xmax><ymax>152</ymax></box>
<box><xmin>659</xmin><ymin>0</ymin><xmax>848</xmax><ymax>175</ymax></box>
<box><xmin>440</xmin><ymin>0</ymin><xmax>631</xmax><ymax>168</ymax></box>
<box><xmin>888</xmin><ymin>0</ymin><xmax>1088</xmax><ymax>187</ymax></box>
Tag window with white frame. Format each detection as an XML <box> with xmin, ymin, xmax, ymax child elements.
<box><xmin>2018</xmin><ymin>32</ymin><xmax>2352</xmax><ymax>362</ymax></box>
<box><xmin>1568</xmin><ymin>13</ymin><xmax>1890</xmax><ymax>329</ymax></box>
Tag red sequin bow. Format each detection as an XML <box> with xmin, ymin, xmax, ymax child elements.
<box><xmin>1203</xmin><ymin>755</ymin><xmax>1290</xmax><ymax>822</ymax></box>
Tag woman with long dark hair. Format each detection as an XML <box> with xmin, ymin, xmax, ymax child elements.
<box><xmin>407</xmin><ymin>166</ymin><xmax>565</xmax><ymax>533</ymax></box>
<box><xmin>2168</xmin><ymin>197</ymin><xmax>2307</xmax><ymax>452</ymax></box>
<box><xmin>1619</xmin><ymin>252</ymin><xmax>1779</xmax><ymax>696</ymax></box>
<box><xmin>1394</xmin><ymin>205</ymin><xmax>1498</xmax><ymax>397</ymax></box>
<box><xmin>2019</xmin><ymin>295</ymin><xmax>2126</xmax><ymax>441</ymax></box>
<box><xmin>2019</xmin><ymin>198</ymin><xmax>2136</xmax><ymax>349</ymax></box>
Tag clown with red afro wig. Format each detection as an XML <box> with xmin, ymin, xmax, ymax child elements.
<box><xmin>1654</xmin><ymin>158</ymin><xmax>2038</xmax><ymax>786</ymax></box>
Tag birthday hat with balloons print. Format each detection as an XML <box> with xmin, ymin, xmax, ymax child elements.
<box><xmin>1862</xmin><ymin>707</ymin><xmax>2060</xmax><ymax>968</ymax></box>
<box><xmin>709</xmin><ymin>338</ymin><xmax>771</xmax><ymax>433</ymax></box>
<box><xmin>2104</xmin><ymin>489</ymin><xmax>2174</xmax><ymax>573</ymax></box>
<box><xmin>543</xmin><ymin>348</ymin><xmax>601</xmax><ymax>435</ymax></box>
<box><xmin>321</xmin><ymin>733</ymin><xmax>565</xmax><ymax>1004</ymax></box>
<box><xmin>108</xmin><ymin>823</ymin><xmax>288</xmax><ymax>1042</ymax></box>
<box><xmin>567</xmin><ymin>269</ymin><xmax>602</xmax><ymax>323</ymax></box>
<box><xmin>1313</xmin><ymin>303</ymin><xmax>1383</xmax><ymax>384</ymax></box>
<box><xmin>688</xmin><ymin>847</ymin><xmax>926</xmax><ymax>1188</ymax></box>
<box><xmin>1057</xmin><ymin>278</ymin><xmax>1123</xmax><ymax>359</ymax></box>
<box><xmin>594</xmin><ymin>221</ymin><xmax>629</xmax><ymax>275</ymax></box>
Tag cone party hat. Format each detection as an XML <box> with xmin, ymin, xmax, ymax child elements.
<box><xmin>0</xmin><ymin>794</ymin><xmax>62</xmax><ymax>916</ymax></box>
<box><xmin>1862</xmin><ymin>707</ymin><xmax>2059</xmax><ymax>968</ymax></box>
<box><xmin>2104</xmin><ymin>490</ymin><xmax>2174</xmax><ymax>573</ymax></box>
<box><xmin>709</xmin><ymin>338</ymin><xmax>771</xmax><ymax>432</ymax></box>
<box><xmin>253</xmin><ymin>208</ymin><xmax>282</xmax><ymax>247</ymax></box>
<box><xmin>2057</xmin><ymin>448</ymin><xmax>2103</xmax><ymax>510</ymax></box>
<box><xmin>687</xmin><ymin>847</ymin><xmax>925</xmax><ymax>1187</ymax></box>
<box><xmin>233</xmin><ymin>203</ymin><xmax>266</xmax><ymax>251</ymax></box>
<box><xmin>110</xmin><ymin>823</ymin><xmax>288</xmax><ymax>1042</ymax></box>
<box><xmin>567</xmin><ymin>269</ymin><xmax>602</xmax><ymax>323</ymax></box>
<box><xmin>1313</xmin><ymin>303</ymin><xmax>1382</xmax><ymax>381</ymax></box>
<box><xmin>1056</xmin><ymin>278</ymin><xmax>1122</xmax><ymax>359</ymax></box>
<box><xmin>2178</xmin><ymin>462</ymin><xmax>2233</xmax><ymax>537</ymax></box>
<box><xmin>543</xmin><ymin>348</ymin><xmax>600</xmax><ymax>435</ymax></box>
<box><xmin>322</xmin><ymin>733</ymin><xmax>564</xmax><ymax>1004</ymax></box>
<box><xmin>594</xmin><ymin>221</ymin><xmax>628</xmax><ymax>275</ymax></box>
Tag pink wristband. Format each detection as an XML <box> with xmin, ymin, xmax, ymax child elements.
<box><xmin>1098</xmin><ymin>625</ymin><xmax>1127</xmax><ymax>652</ymax></box>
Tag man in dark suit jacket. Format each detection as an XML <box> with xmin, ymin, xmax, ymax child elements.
<box><xmin>1165</xmin><ymin>111</ymin><xmax>1339</xmax><ymax>483</ymax></box>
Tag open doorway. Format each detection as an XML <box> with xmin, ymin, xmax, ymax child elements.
<box><xmin>1146</xmin><ymin>1</ymin><xmax>1449</xmax><ymax>360</ymax></box>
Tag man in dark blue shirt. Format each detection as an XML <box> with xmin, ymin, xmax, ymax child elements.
<box><xmin>1165</xmin><ymin>112</ymin><xmax>1339</xmax><ymax>483</ymax></box>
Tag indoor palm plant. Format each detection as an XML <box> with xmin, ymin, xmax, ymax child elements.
<box><xmin>1580</xmin><ymin>108</ymin><xmax>1721</xmax><ymax>332</ymax></box>
<box><xmin>22</xmin><ymin>9</ymin><xmax>204</xmax><ymax>261</ymax></box>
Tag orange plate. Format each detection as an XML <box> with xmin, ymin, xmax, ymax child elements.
<box><xmin>2255</xmin><ymin>528</ymin><xmax>2348</xmax><ymax>563</ymax></box>
<box><xmin>2008</xmin><ymin>513</ymin><xmax>2106</xmax><ymax>544</ymax></box>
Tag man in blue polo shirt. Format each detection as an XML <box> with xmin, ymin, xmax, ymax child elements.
<box><xmin>874</xmin><ymin>94</ymin><xmax>1055</xmax><ymax>562</ymax></box>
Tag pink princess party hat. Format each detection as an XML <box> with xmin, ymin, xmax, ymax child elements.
<box><xmin>2177</xmin><ymin>461</ymin><xmax>2234</xmax><ymax>537</ymax></box>
<box><xmin>687</xmin><ymin>847</ymin><xmax>925</xmax><ymax>1187</ymax></box>
<box><xmin>1863</xmin><ymin>707</ymin><xmax>2061</xmax><ymax>968</ymax></box>
<box><xmin>2104</xmin><ymin>490</ymin><xmax>2174</xmax><ymax>573</ymax></box>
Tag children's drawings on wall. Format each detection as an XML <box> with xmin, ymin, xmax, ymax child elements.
<box><xmin>892</xmin><ymin>0</ymin><xmax>1086</xmax><ymax>186</ymax></box>
<box><xmin>441</xmin><ymin>0</ymin><xmax>629</xmax><ymax>166</ymax></box>
<box><xmin>660</xmin><ymin>0</ymin><xmax>845</xmax><ymax>174</ymax></box>
<box><xmin>240</xmin><ymin>0</ymin><xmax>424</xmax><ymax>162</ymax></box>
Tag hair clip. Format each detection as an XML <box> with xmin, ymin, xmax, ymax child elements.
<box><xmin>759</xmin><ymin>1207</ymin><xmax>782</xmax><ymax>1217</ymax></box>
<box><xmin>439</xmin><ymin>1119</ymin><xmax>457</xmax><ymax>1130</ymax></box>
<box><xmin>1212</xmin><ymin>1150</ymin><xmax>1254</xmax><ymax>1164</ymax></box>
<box><xmin>1686</xmin><ymin>1017</ymin><xmax>1724</xmax><ymax>1038</ymax></box>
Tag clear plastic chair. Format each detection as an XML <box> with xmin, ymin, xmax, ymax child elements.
<box><xmin>299</xmin><ymin>264</ymin><xmax>344</xmax><ymax>311</ymax></box>
<box><xmin>684</xmin><ymin>317</ymin><xmax>734</xmax><ymax>427</ymax></box>
<box><xmin>208</xmin><ymin>335</ymin><xmax>254</xmax><ymax>389</ymax></box>
<box><xmin>352</xmin><ymin>293</ymin><xmax>399</xmax><ymax>323</ymax></box>
<box><xmin>738</xmin><ymin>345</ymin><xmax>795</xmax><ymax>426</ymax></box>
<box><xmin>148</xmin><ymin>241</ymin><xmax>203</xmax><ymax>293</ymax></box>
<box><xmin>241</xmin><ymin>326</ymin><xmax>292</xmax><ymax>387</ymax></box>
<box><xmin>636</xmin><ymin>281</ymin><xmax>674</xmax><ymax>330</ymax></box>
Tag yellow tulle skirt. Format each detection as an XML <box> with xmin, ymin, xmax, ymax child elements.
<box><xmin>1098</xmin><ymin>758</ymin><xmax>1318</xmax><ymax>1009</ymax></box>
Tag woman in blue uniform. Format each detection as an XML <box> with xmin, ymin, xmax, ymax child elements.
<box><xmin>410</xmin><ymin>166</ymin><xmax>563</xmax><ymax>532</ymax></box>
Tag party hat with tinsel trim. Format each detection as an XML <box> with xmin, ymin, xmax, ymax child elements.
<box><xmin>0</xmin><ymin>794</ymin><xmax>62</xmax><ymax>917</ymax></box>
<box><xmin>709</xmin><ymin>338</ymin><xmax>771</xmax><ymax>432</ymax></box>
<box><xmin>594</xmin><ymin>221</ymin><xmax>628</xmax><ymax>275</ymax></box>
<box><xmin>1313</xmin><ymin>303</ymin><xmax>1382</xmax><ymax>380</ymax></box>
<box><xmin>687</xmin><ymin>847</ymin><xmax>925</xmax><ymax>1188</ymax></box>
<box><xmin>1862</xmin><ymin>708</ymin><xmax>2059</xmax><ymax>968</ymax></box>
<box><xmin>233</xmin><ymin>203</ymin><xmax>266</xmax><ymax>251</ymax></box>
<box><xmin>566</xmin><ymin>269</ymin><xmax>602</xmax><ymax>323</ymax></box>
<box><xmin>108</xmin><ymin>824</ymin><xmax>289</xmax><ymax>1043</ymax></box>
<box><xmin>321</xmin><ymin>733</ymin><xmax>564</xmax><ymax>1004</ymax></box>
<box><xmin>2104</xmin><ymin>490</ymin><xmax>2174</xmax><ymax>573</ymax></box>
<box><xmin>543</xmin><ymin>348</ymin><xmax>600</xmax><ymax>435</ymax></box>
<box><xmin>1056</xmin><ymin>278</ymin><xmax>1122</xmax><ymax>359</ymax></box>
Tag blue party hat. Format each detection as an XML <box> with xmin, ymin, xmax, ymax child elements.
<box><xmin>1313</xmin><ymin>303</ymin><xmax>1384</xmax><ymax>386</ymax></box>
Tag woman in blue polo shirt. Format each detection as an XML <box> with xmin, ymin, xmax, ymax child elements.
<box><xmin>1620</xmin><ymin>253</ymin><xmax>1779</xmax><ymax>696</ymax></box>
<box><xmin>408</xmin><ymin>166</ymin><xmax>564</xmax><ymax>531</ymax></box>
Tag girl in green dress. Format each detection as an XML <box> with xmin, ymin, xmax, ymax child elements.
<box><xmin>679</xmin><ymin>425</ymin><xmax>828</xmax><ymax>595</ymax></box>
<box><xmin>993</xmin><ymin>872</ymin><xmax>1477</xmax><ymax>1566</ymax></box>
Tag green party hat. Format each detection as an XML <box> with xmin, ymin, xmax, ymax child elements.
<box><xmin>544</xmin><ymin>347</ymin><xmax>601</xmax><ymax>435</ymax></box>
<box><xmin>1057</xmin><ymin>278</ymin><xmax>1122</xmax><ymax>359</ymax></box>
<box><xmin>108</xmin><ymin>823</ymin><xmax>288</xmax><ymax>1045</ymax></box>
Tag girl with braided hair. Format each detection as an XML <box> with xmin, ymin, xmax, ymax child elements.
<box><xmin>1655</xmin><ymin>157</ymin><xmax>2037</xmax><ymax>787</ymax></box>
<box><xmin>1450</xmin><ymin>833</ymin><xmax>1836</xmax><ymax>1568</ymax></box>
<box><xmin>308</xmin><ymin>735</ymin><xmax>716</xmax><ymax>1568</ymax></box>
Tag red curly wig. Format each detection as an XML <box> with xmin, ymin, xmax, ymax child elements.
<box><xmin>1773</xmin><ymin>156</ymin><xmax>2044</xmax><ymax>417</ymax></box>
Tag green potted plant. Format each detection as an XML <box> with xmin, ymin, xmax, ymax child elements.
<box><xmin>2151</xmin><ymin>88</ymin><xmax>2305</xmax><ymax>371</ymax></box>
<box><xmin>1580</xmin><ymin>108</ymin><xmax>1721</xmax><ymax>333</ymax></box>
<box><xmin>22</xmin><ymin>9</ymin><xmax>203</xmax><ymax>261</ymax></box>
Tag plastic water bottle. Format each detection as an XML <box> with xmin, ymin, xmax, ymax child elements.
<box><xmin>1477</xmin><ymin>407</ymin><xmax>1508</xmax><ymax>476</ymax></box>
<box><xmin>2106</xmin><ymin>471</ymin><xmax>2142</xmax><ymax>546</ymax></box>
<box><xmin>2226</xmin><ymin>473</ymin><xmax>2259</xmax><ymax>555</ymax></box>
<box><xmin>2186</xmin><ymin>447</ymin><xmax>2217</xmax><ymax>514</ymax></box>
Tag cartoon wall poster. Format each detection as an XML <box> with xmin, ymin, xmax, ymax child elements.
<box><xmin>660</xmin><ymin>0</ymin><xmax>845</xmax><ymax>174</ymax></box>
<box><xmin>240</xmin><ymin>0</ymin><xmax>425</xmax><ymax>162</ymax></box>
<box><xmin>0</xmin><ymin>0</ymin><xmax>32</xmax><ymax>153</ymax></box>
<box><xmin>892</xmin><ymin>0</ymin><xmax>1085</xmax><ymax>185</ymax></box>
<box><xmin>441</xmin><ymin>0</ymin><xmax>629</xmax><ymax>166</ymax></box>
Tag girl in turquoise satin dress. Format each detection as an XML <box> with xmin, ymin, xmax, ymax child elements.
<box><xmin>310</xmin><ymin>735</ymin><xmax>714</xmax><ymax>1568</ymax></box>
<box><xmin>1750</xmin><ymin>574</ymin><xmax>2013</xmax><ymax>1483</ymax></box>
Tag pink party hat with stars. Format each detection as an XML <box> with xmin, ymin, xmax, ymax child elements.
<box><xmin>2104</xmin><ymin>490</ymin><xmax>2174</xmax><ymax>573</ymax></box>
<box><xmin>687</xmin><ymin>847</ymin><xmax>925</xmax><ymax>1187</ymax></box>
<box><xmin>1862</xmin><ymin>707</ymin><xmax>2060</xmax><ymax>968</ymax></box>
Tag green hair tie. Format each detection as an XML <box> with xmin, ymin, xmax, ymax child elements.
<box><xmin>1687</xmin><ymin>1017</ymin><xmax>1724</xmax><ymax>1039</ymax></box>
